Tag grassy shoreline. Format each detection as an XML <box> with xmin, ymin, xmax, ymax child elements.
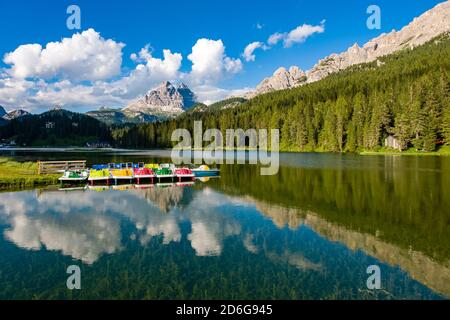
<box><xmin>359</xmin><ymin>146</ymin><xmax>450</xmax><ymax>156</ymax></box>
<box><xmin>0</xmin><ymin>158</ymin><xmax>59</xmax><ymax>190</ymax></box>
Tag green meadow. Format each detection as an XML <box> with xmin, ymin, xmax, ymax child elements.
<box><xmin>0</xmin><ymin>158</ymin><xmax>59</xmax><ymax>190</ymax></box>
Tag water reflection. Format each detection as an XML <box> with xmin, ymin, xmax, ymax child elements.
<box><xmin>0</xmin><ymin>182</ymin><xmax>448</xmax><ymax>299</ymax></box>
<box><xmin>0</xmin><ymin>153</ymin><xmax>449</xmax><ymax>299</ymax></box>
<box><xmin>1</xmin><ymin>191</ymin><xmax>122</xmax><ymax>264</ymax></box>
<box><xmin>0</xmin><ymin>185</ymin><xmax>247</xmax><ymax>262</ymax></box>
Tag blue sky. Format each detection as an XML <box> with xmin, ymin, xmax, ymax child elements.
<box><xmin>0</xmin><ymin>0</ymin><xmax>444</xmax><ymax>112</ymax></box>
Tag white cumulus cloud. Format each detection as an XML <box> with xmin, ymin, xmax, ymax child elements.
<box><xmin>113</xmin><ymin>47</ymin><xmax>183</xmax><ymax>98</ymax></box>
<box><xmin>241</xmin><ymin>20</ymin><xmax>325</xmax><ymax>63</ymax></box>
<box><xmin>267</xmin><ymin>21</ymin><xmax>325</xmax><ymax>48</ymax></box>
<box><xmin>3</xmin><ymin>28</ymin><xmax>125</xmax><ymax>81</ymax></box>
<box><xmin>0</xmin><ymin>31</ymin><xmax>247</xmax><ymax>111</ymax></box>
<box><xmin>0</xmin><ymin>77</ymin><xmax>36</xmax><ymax>108</ymax></box>
<box><xmin>267</xmin><ymin>32</ymin><xmax>284</xmax><ymax>45</ymax></box>
<box><xmin>242</xmin><ymin>41</ymin><xmax>269</xmax><ymax>62</ymax></box>
<box><xmin>283</xmin><ymin>21</ymin><xmax>325</xmax><ymax>47</ymax></box>
<box><xmin>188</xmin><ymin>38</ymin><xmax>242</xmax><ymax>85</ymax></box>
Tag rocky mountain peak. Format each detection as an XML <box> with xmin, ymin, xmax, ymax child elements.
<box><xmin>123</xmin><ymin>81</ymin><xmax>197</xmax><ymax>118</ymax></box>
<box><xmin>273</xmin><ymin>67</ymin><xmax>288</xmax><ymax>76</ymax></box>
<box><xmin>289</xmin><ymin>66</ymin><xmax>305</xmax><ymax>79</ymax></box>
<box><xmin>306</xmin><ymin>1</ymin><xmax>450</xmax><ymax>83</ymax></box>
<box><xmin>247</xmin><ymin>1</ymin><xmax>450</xmax><ymax>97</ymax></box>
<box><xmin>247</xmin><ymin>66</ymin><xmax>306</xmax><ymax>98</ymax></box>
<box><xmin>2</xmin><ymin>109</ymin><xmax>31</xmax><ymax>121</ymax></box>
<box><xmin>176</xmin><ymin>83</ymin><xmax>196</xmax><ymax>106</ymax></box>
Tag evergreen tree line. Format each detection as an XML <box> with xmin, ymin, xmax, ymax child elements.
<box><xmin>0</xmin><ymin>109</ymin><xmax>112</xmax><ymax>146</ymax></box>
<box><xmin>114</xmin><ymin>36</ymin><xmax>450</xmax><ymax>152</ymax></box>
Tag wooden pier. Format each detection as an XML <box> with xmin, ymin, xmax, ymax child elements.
<box><xmin>37</xmin><ymin>160</ymin><xmax>86</xmax><ymax>175</ymax></box>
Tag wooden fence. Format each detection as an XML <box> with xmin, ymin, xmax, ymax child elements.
<box><xmin>37</xmin><ymin>160</ymin><xmax>86</xmax><ymax>175</ymax></box>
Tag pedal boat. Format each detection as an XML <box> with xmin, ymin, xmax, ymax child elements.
<box><xmin>59</xmin><ymin>170</ymin><xmax>89</xmax><ymax>183</ymax></box>
<box><xmin>133</xmin><ymin>167</ymin><xmax>155</xmax><ymax>179</ymax></box>
<box><xmin>111</xmin><ymin>168</ymin><xmax>134</xmax><ymax>180</ymax></box>
<box><xmin>144</xmin><ymin>163</ymin><xmax>160</xmax><ymax>170</ymax></box>
<box><xmin>174</xmin><ymin>168</ymin><xmax>195</xmax><ymax>181</ymax></box>
<box><xmin>134</xmin><ymin>167</ymin><xmax>155</xmax><ymax>184</ymax></box>
<box><xmin>88</xmin><ymin>168</ymin><xmax>111</xmax><ymax>182</ymax></box>
<box><xmin>192</xmin><ymin>165</ymin><xmax>220</xmax><ymax>177</ymax></box>
<box><xmin>155</xmin><ymin>164</ymin><xmax>175</xmax><ymax>180</ymax></box>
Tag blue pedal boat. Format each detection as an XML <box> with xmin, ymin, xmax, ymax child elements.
<box><xmin>192</xmin><ymin>165</ymin><xmax>220</xmax><ymax>177</ymax></box>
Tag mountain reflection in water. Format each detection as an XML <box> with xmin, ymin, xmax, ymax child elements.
<box><xmin>0</xmin><ymin>153</ymin><xmax>448</xmax><ymax>300</ymax></box>
<box><xmin>0</xmin><ymin>183</ymin><xmax>447</xmax><ymax>299</ymax></box>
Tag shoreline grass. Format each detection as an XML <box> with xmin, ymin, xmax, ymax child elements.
<box><xmin>0</xmin><ymin>158</ymin><xmax>59</xmax><ymax>190</ymax></box>
<box><xmin>174</xmin><ymin>145</ymin><xmax>450</xmax><ymax>156</ymax></box>
<box><xmin>359</xmin><ymin>146</ymin><xmax>450</xmax><ymax>156</ymax></box>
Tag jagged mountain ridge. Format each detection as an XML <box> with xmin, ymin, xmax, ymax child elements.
<box><xmin>123</xmin><ymin>81</ymin><xmax>197</xmax><ymax>118</ymax></box>
<box><xmin>0</xmin><ymin>107</ymin><xmax>31</xmax><ymax>126</ymax></box>
<box><xmin>247</xmin><ymin>1</ymin><xmax>450</xmax><ymax>97</ymax></box>
<box><xmin>247</xmin><ymin>67</ymin><xmax>306</xmax><ymax>98</ymax></box>
<box><xmin>87</xmin><ymin>81</ymin><xmax>197</xmax><ymax>124</ymax></box>
<box><xmin>3</xmin><ymin>109</ymin><xmax>31</xmax><ymax>121</ymax></box>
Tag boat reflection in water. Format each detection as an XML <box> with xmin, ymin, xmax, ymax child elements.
<box><xmin>0</xmin><ymin>158</ymin><xmax>448</xmax><ymax>300</ymax></box>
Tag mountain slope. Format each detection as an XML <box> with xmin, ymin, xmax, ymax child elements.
<box><xmin>183</xmin><ymin>98</ymin><xmax>248</xmax><ymax>116</ymax></box>
<box><xmin>248</xmin><ymin>1</ymin><xmax>450</xmax><ymax>97</ymax></box>
<box><xmin>208</xmin><ymin>97</ymin><xmax>248</xmax><ymax>111</ymax></box>
<box><xmin>86</xmin><ymin>107</ymin><xmax>158</xmax><ymax>125</ymax></box>
<box><xmin>247</xmin><ymin>67</ymin><xmax>306</xmax><ymax>98</ymax></box>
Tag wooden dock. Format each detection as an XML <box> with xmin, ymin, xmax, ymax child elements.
<box><xmin>37</xmin><ymin>160</ymin><xmax>86</xmax><ymax>175</ymax></box>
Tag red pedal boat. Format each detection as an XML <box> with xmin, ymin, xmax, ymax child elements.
<box><xmin>174</xmin><ymin>168</ymin><xmax>195</xmax><ymax>181</ymax></box>
<box><xmin>134</xmin><ymin>167</ymin><xmax>155</xmax><ymax>184</ymax></box>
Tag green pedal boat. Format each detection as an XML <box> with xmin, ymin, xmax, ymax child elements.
<box><xmin>59</xmin><ymin>170</ymin><xmax>89</xmax><ymax>183</ymax></box>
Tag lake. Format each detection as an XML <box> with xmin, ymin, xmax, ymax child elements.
<box><xmin>0</xmin><ymin>149</ymin><xmax>448</xmax><ymax>299</ymax></box>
